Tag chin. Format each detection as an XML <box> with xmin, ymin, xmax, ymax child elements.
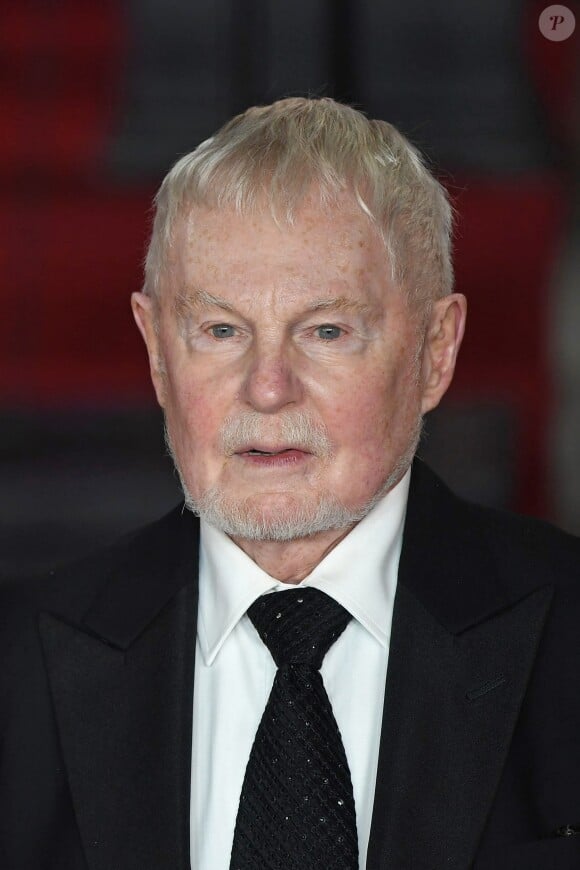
<box><xmin>183</xmin><ymin>486</ymin><xmax>371</xmax><ymax>542</ymax></box>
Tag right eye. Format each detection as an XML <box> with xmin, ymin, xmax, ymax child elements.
<box><xmin>210</xmin><ymin>324</ymin><xmax>237</xmax><ymax>338</ymax></box>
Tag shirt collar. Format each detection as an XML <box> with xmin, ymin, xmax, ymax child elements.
<box><xmin>197</xmin><ymin>469</ymin><xmax>411</xmax><ymax>665</ymax></box>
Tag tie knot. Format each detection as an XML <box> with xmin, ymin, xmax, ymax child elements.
<box><xmin>247</xmin><ymin>588</ymin><xmax>351</xmax><ymax>669</ymax></box>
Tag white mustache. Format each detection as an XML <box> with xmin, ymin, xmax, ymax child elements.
<box><xmin>220</xmin><ymin>410</ymin><xmax>333</xmax><ymax>457</ymax></box>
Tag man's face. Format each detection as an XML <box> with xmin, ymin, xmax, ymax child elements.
<box><xmin>134</xmin><ymin>193</ymin><xmax>457</xmax><ymax>541</ymax></box>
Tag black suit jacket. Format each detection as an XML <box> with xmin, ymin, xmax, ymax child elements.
<box><xmin>2</xmin><ymin>460</ymin><xmax>580</xmax><ymax>869</ymax></box>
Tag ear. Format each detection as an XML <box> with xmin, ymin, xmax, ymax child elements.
<box><xmin>420</xmin><ymin>293</ymin><xmax>467</xmax><ymax>414</ymax></box>
<box><xmin>131</xmin><ymin>291</ymin><xmax>167</xmax><ymax>407</ymax></box>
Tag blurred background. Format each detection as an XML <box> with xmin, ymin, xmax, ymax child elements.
<box><xmin>1</xmin><ymin>0</ymin><xmax>579</xmax><ymax>576</ymax></box>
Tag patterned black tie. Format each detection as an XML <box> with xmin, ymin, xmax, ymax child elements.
<box><xmin>230</xmin><ymin>588</ymin><xmax>359</xmax><ymax>870</ymax></box>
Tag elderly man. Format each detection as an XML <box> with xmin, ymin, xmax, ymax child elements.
<box><xmin>2</xmin><ymin>98</ymin><xmax>580</xmax><ymax>870</ymax></box>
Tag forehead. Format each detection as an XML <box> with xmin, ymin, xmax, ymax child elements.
<box><xmin>168</xmin><ymin>193</ymin><xmax>394</xmax><ymax>308</ymax></box>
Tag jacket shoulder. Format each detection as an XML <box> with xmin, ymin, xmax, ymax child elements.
<box><xmin>470</xmin><ymin>497</ymin><xmax>580</xmax><ymax>592</ymax></box>
<box><xmin>408</xmin><ymin>460</ymin><xmax>580</xmax><ymax>611</ymax></box>
<box><xmin>0</xmin><ymin>504</ymin><xmax>188</xmax><ymax>651</ymax></box>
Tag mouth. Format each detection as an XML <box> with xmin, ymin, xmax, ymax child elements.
<box><xmin>234</xmin><ymin>446</ymin><xmax>312</xmax><ymax>466</ymax></box>
<box><xmin>236</xmin><ymin>446</ymin><xmax>310</xmax><ymax>456</ymax></box>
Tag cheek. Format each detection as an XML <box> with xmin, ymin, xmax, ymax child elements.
<box><xmin>327</xmin><ymin>364</ymin><xmax>419</xmax><ymax>461</ymax></box>
<box><xmin>164</xmin><ymin>375</ymin><xmax>224</xmax><ymax>457</ymax></box>
<box><xmin>327</xmin><ymin>370</ymin><xmax>392</xmax><ymax>438</ymax></box>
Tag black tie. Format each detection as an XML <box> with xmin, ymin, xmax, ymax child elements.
<box><xmin>229</xmin><ymin>588</ymin><xmax>359</xmax><ymax>870</ymax></box>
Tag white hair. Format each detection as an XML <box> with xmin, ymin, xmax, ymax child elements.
<box><xmin>143</xmin><ymin>97</ymin><xmax>453</xmax><ymax>313</ymax></box>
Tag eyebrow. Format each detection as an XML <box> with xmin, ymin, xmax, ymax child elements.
<box><xmin>173</xmin><ymin>288</ymin><xmax>235</xmax><ymax>319</ymax></box>
<box><xmin>173</xmin><ymin>287</ymin><xmax>377</xmax><ymax>321</ymax></box>
<box><xmin>307</xmin><ymin>296</ymin><xmax>377</xmax><ymax>318</ymax></box>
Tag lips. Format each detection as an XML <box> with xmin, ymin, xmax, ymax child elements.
<box><xmin>239</xmin><ymin>447</ymin><xmax>305</xmax><ymax>456</ymax></box>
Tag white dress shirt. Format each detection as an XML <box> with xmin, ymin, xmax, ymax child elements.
<box><xmin>190</xmin><ymin>469</ymin><xmax>410</xmax><ymax>869</ymax></box>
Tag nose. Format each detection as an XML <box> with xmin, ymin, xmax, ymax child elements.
<box><xmin>240</xmin><ymin>339</ymin><xmax>303</xmax><ymax>413</ymax></box>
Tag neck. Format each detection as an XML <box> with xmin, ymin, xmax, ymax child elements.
<box><xmin>230</xmin><ymin>524</ymin><xmax>356</xmax><ymax>583</ymax></box>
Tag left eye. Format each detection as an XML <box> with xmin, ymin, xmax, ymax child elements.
<box><xmin>210</xmin><ymin>324</ymin><xmax>236</xmax><ymax>338</ymax></box>
<box><xmin>316</xmin><ymin>324</ymin><xmax>343</xmax><ymax>340</ymax></box>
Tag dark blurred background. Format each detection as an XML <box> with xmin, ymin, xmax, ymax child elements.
<box><xmin>1</xmin><ymin>0</ymin><xmax>579</xmax><ymax>576</ymax></box>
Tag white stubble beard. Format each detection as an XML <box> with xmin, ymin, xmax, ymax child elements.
<box><xmin>164</xmin><ymin>408</ymin><xmax>423</xmax><ymax>542</ymax></box>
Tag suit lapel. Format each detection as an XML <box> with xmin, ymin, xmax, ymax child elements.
<box><xmin>39</xmin><ymin>507</ymin><xmax>199</xmax><ymax>870</ymax></box>
<box><xmin>367</xmin><ymin>461</ymin><xmax>554</xmax><ymax>870</ymax></box>
<box><xmin>367</xmin><ymin>582</ymin><xmax>552</xmax><ymax>870</ymax></box>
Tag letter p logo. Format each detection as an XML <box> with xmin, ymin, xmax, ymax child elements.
<box><xmin>539</xmin><ymin>5</ymin><xmax>576</xmax><ymax>40</ymax></box>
